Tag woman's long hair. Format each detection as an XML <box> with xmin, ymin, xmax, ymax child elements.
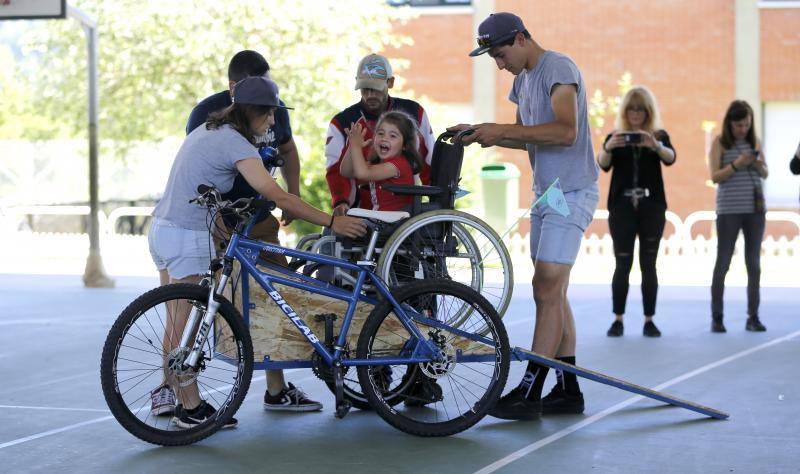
<box><xmin>615</xmin><ymin>85</ymin><xmax>662</xmax><ymax>133</ymax></box>
<box><xmin>206</xmin><ymin>103</ymin><xmax>273</xmax><ymax>145</ymax></box>
<box><xmin>371</xmin><ymin>111</ymin><xmax>423</xmax><ymax>174</ymax></box>
<box><xmin>720</xmin><ymin>100</ymin><xmax>756</xmax><ymax>150</ymax></box>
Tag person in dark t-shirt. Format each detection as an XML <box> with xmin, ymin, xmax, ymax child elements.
<box><xmin>182</xmin><ymin>50</ymin><xmax>321</xmax><ymax>413</ymax></box>
<box><xmin>187</xmin><ymin>51</ymin><xmax>301</xmax><ymax>231</ymax></box>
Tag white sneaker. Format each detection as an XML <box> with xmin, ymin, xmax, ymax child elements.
<box><xmin>150</xmin><ymin>384</ymin><xmax>176</xmax><ymax>416</ymax></box>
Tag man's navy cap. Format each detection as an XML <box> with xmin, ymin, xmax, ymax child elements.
<box><xmin>469</xmin><ymin>12</ymin><xmax>527</xmax><ymax>57</ymax></box>
<box><xmin>232</xmin><ymin>76</ymin><xmax>293</xmax><ymax>109</ymax></box>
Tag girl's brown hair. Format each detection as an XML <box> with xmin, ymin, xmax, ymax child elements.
<box><xmin>719</xmin><ymin>100</ymin><xmax>757</xmax><ymax>150</ymax></box>
<box><xmin>372</xmin><ymin>111</ymin><xmax>423</xmax><ymax>174</ymax></box>
<box><xmin>206</xmin><ymin>103</ymin><xmax>273</xmax><ymax>145</ymax></box>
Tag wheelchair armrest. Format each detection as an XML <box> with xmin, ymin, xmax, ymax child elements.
<box><xmin>383</xmin><ymin>184</ymin><xmax>446</xmax><ymax>197</ymax></box>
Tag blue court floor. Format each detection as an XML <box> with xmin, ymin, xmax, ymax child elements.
<box><xmin>0</xmin><ymin>274</ymin><xmax>798</xmax><ymax>473</ymax></box>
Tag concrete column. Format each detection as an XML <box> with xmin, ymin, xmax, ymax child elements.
<box><xmin>471</xmin><ymin>0</ymin><xmax>496</xmax><ymax>126</ymax></box>
<box><xmin>735</xmin><ymin>0</ymin><xmax>761</xmax><ymax>135</ymax></box>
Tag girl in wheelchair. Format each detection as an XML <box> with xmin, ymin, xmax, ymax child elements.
<box><xmin>340</xmin><ymin>111</ymin><xmax>444</xmax><ymax>407</ymax></box>
<box><xmin>340</xmin><ymin>110</ymin><xmax>423</xmax><ymax>212</ymax></box>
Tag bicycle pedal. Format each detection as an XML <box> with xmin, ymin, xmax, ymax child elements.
<box><xmin>313</xmin><ymin>313</ymin><xmax>337</xmax><ymax>322</ymax></box>
<box><xmin>334</xmin><ymin>400</ymin><xmax>352</xmax><ymax>419</ymax></box>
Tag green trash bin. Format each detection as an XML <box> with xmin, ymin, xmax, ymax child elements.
<box><xmin>479</xmin><ymin>162</ymin><xmax>521</xmax><ymax>232</ymax></box>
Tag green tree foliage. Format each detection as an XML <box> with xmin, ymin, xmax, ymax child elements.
<box><xmin>588</xmin><ymin>71</ymin><xmax>633</xmax><ymax>135</ymax></box>
<box><xmin>0</xmin><ymin>44</ymin><xmax>53</xmax><ymax>139</ymax></box>
<box><xmin>14</xmin><ymin>0</ymin><xmax>413</xmax><ymax>231</ymax></box>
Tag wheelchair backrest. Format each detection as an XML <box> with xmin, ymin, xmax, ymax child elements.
<box><xmin>428</xmin><ymin>131</ymin><xmax>465</xmax><ymax>209</ymax></box>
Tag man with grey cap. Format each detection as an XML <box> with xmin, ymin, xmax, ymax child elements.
<box><xmin>150</xmin><ymin>76</ymin><xmax>367</xmax><ymax>425</ymax></box>
<box><xmin>325</xmin><ymin>53</ymin><xmax>434</xmax><ymax>215</ymax></box>
<box><xmin>450</xmin><ymin>12</ymin><xmax>599</xmax><ymax>420</ymax></box>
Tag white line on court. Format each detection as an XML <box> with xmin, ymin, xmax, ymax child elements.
<box><xmin>0</xmin><ymin>371</ymin><xmax>283</xmax><ymax>450</ymax></box>
<box><xmin>0</xmin><ymin>405</ymin><xmax>109</xmax><ymax>413</ymax></box>
<box><xmin>0</xmin><ymin>371</ymin><xmax>99</xmax><ymax>397</ymax></box>
<box><xmin>473</xmin><ymin>329</ymin><xmax>800</xmax><ymax>474</ymax></box>
<box><xmin>0</xmin><ymin>416</ymin><xmax>115</xmax><ymax>450</ymax></box>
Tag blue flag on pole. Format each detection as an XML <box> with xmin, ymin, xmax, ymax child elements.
<box><xmin>533</xmin><ymin>178</ymin><xmax>570</xmax><ymax>217</ymax></box>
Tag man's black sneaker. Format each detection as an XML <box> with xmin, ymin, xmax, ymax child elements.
<box><xmin>488</xmin><ymin>386</ymin><xmax>542</xmax><ymax>421</ymax></box>
<box><xmin>607</xmin><ymin>320</ymin><xmax>623</xmax><ymax>337</ymax></box>
<box><xmin>404</xmin><ymin>376</ymin><xmax>444</xmax><ymax>407</ymax></box>
<box><xmin>263</xmin><ymin>383</ymin><xmax>323</xmax><ymax>412</ymax></box>
<box><xmin>711</xmin><ymin>316</ymin><xmax>726</xmax><ymax>333</ymax></box>
<box><xmin>373</xmin><ymin>366</ymin><xmax>394</xmax><ymax>392</ymax></box>
<box><xmin>172</xmin><ymin>401</ymin><xmax>238</xmax><ymax>429</ymax></box>
<box><xmin>643</xmin><ymin>321</ymin><xmax>661</xmax><ymax>337</ymax></box>
<box><xmin>746</xmin><ymin>316</ymin><xmax>766</xmax><ymax>332</ymax></box>
<box><xmin>541</xmin><ymin>385</ymin><xmax>585</xmax><ymax>415</ymax></box>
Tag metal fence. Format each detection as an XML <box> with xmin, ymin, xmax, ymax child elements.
<box><xmin>1</xmin><ymin>205</ymin><xmax>798</xmax><ymax>286</ymax></box>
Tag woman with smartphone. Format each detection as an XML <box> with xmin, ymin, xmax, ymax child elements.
<box><xmin>597</xmin><ymin>86</ymin><xmax>675</xmax><ymax>338</ymax></box>
<box><xmin>708</xmin><ymin>100</ymin><xmax>768</xmax><ymax>333</ymax></box>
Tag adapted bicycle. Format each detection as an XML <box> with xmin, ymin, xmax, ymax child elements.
<box><xmin>100</xmin><ymin>186</ymin><xmax>510</xmax><ymax>446</ymax></box>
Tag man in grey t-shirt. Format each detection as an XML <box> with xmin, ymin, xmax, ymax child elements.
<box><xmin>450</xmin><ymin>12</ymin><xmax>599</xmax><ymax>421</ymax></box>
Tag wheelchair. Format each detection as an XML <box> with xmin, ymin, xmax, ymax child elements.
<box><xmin>290</xmin><ymin>131</ymin><xmax>514</xmax><ymax>318</ymax></box>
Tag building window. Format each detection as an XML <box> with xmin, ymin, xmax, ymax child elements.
<box><xmin>763</xmin><ymin>102</ymin><xmax>800</xmax><ymax>208</ymax></box>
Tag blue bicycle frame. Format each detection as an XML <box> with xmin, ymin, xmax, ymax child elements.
<box><xmin>220</xmin><ymin>215</ymin><xmax>495</xmax><ymax>372</ymax></box>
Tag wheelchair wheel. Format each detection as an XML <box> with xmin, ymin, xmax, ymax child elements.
<box><xmin>356</xmin><ymin>279</ymin><xmax>509</xmax><ymax>437</ymax></box>
<box><xmin>100</xmin><ymin>284</ymin><xmax>253</xmax><ymax>446</ymax></box>
<box><xmin>287</xmin><ymin>233</ymin><xmax>322</xmax><ymax>275</ymax></box>
<box><xmin>376</xmin><ymin>210</ymin><xmax>513</xmax><ymax>319</ymax></box>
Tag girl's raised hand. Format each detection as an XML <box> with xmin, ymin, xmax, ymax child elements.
<box><xmin>346</xmin><ymin>122</ymin><xmax>372</xmax><ymax>148</ymax></box>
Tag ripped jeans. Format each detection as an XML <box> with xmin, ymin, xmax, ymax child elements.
<box><xmin>608</xmin><ymin>200</ymin><xmax>666</xmax><ymax>316</ymax></box>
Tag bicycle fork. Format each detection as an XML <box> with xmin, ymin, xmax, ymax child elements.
<box><xmin>179</xmin><ymin>271</ymin><xmax>231</xmax><ymax>370</ymax></box>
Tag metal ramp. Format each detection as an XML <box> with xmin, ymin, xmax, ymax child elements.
<box><xmin>511</xmin><ymin>347</ymin><xmax>729</xmax><ymax>420</ymax></box>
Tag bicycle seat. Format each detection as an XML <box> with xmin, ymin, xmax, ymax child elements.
<box><xmin>346</xmin><ymin>208</ymin><xmax>409</xmax><ymax>224</ymax></box>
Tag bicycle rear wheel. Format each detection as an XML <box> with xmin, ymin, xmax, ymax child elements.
<box><xmin>100</xmin><ymin>284</ymin><xmax>253</xmax><ymax>446</ymax></box>
<box><xmin>356</xmin><ymin>280</ymin><xmax>509</xmax><ymax>437</ymax></box>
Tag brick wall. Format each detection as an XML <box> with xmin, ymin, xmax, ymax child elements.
<box><xmin>389</xmin><ymin>13</ymin><xmax>473</xmax><ymax>103</ymax></box>
<box><xmin>388</xmin><ymin>2</ymin><xmax>798</xmax><ymax>235</ymax></box>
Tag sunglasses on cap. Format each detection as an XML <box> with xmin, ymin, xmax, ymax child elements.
<box><xmin>476</xmin><ymin>29</ymin><xmax>519</xmax><ymax>47</ymax></box>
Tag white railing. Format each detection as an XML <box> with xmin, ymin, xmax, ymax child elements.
<box><xmin>0</xmin><ymin>206</ymin><xmax>798</xmax><ymax>286</ymax></box>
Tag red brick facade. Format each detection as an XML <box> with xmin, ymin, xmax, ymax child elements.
<box><xmin>389</xmin><ymin>2</ymin><xmax>799</xmax><ymax>236</ymax></box>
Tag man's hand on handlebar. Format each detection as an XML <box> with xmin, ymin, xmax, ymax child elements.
<box><xmin>331</xmin><ymin>215</ymin><xmax>367</xmax><ymax>239</ymax></box>
<box><xmin>448</xmin><ymin>123</ymin><xmax>507</xmax><ymax>147</ymax></box>
<box><xmin>447</xmin><ymin>124</ymin><xmax>475</xmax><ymax>143</ymax></box>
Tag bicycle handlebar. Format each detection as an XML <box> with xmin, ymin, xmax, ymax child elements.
<box><xmin>191</xmin><ymin>185</ymin><xmax>276</xmax><ymax>220</ymax></box>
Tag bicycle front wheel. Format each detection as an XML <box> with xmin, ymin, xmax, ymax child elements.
<box><xmin>100</xmin><ymin>283</ymin><xmax>253</xmax><ymax>446</ymax></box>
<box><xmin>356</xmin><ymin>279</ymin><xmax>510</xmax><ymax>437</ymax></box>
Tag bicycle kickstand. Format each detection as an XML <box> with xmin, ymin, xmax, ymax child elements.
<box><xmin>333</xmin><ymin>361</ymin><xmax>352</xmax><ymax>419</ymax></box>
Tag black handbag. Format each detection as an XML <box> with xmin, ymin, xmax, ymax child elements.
<box><xmin>735</xmin><ymin>144</ymin><xmax>766</xmax><ymax>214</ymax></box>
<box><xmin>746</xmin><ymin>164</ymin><xmax>765</xmax><ymax>214</ymax></box>
<box><xmin>751</xmin><ymin>179</ymin><xmax>765</xmax><ymax>214</ymax></box>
